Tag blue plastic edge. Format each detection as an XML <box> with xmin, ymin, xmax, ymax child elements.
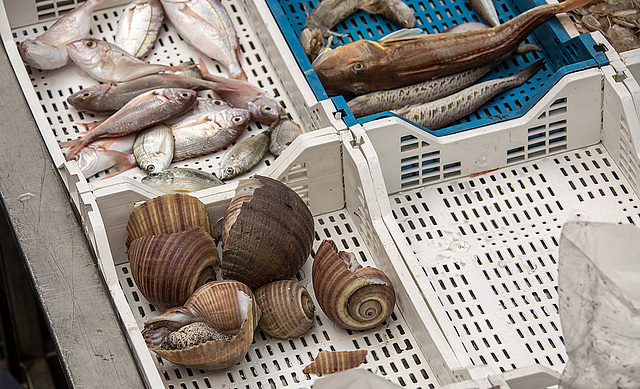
<box><xmin>265</xmin><ymin>0</ymin><xmax>328</xmax><ymax>101</ymax></box>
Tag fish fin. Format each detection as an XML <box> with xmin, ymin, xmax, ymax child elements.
<box><xmin>232</xmin><ymin>37</ymin><xmax>248</xmax><ymax>81</ymax></box>
<box><xmin>75</xmin><ymin>119</ymin><xmax>105</xmax><ymax>131</ymax></box>
<box><xmin>379</xmin><ymin>28</ymin><xmax>424</xmax><ymax>40</ymax></box>
<box><xmin>101</xmin><ymin>152</ymin><xmax>137</xmax><ymax>179</ymax></box>
<box><xmin>63</xmin><ymin>138</ymin><xmax>88</xmax><ymax>161</ymax></box>
<box><xmin>514</xmin><ymin>43</ymin><xmax>541</xmax><ymax>55</ymax></box>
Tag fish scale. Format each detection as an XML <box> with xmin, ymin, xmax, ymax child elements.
<box><xmin>116</xmin><ymin>0</ymin><xmax>165</xmax><ymax>58</ymax></box>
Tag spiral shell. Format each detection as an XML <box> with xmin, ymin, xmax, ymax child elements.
<box><xmin>312</xmin><ymin>240</ymin><xmax>396</xmax><ymax>331</ymax></box>
<box><xmin>220</xmin><ymin>175</ymin><xmax>314</xmax><ymax>287</ymax></box>
<box><xmin>126</xmin><ymin>193</ymin><xmax>218</xmax><ymax>248</ymax></box>
<box><xmin>254</xmin><ymin>280</ymin><xmax>315</xmax><ymax>338</ymax></box>
<box><xmin>143</xmin><ymin>280</ymin><xmax>260</xmax><ymax>370</ymax></box>
<box><xmin>127</xmin><ymin>227</ymin><xmax>219</xmax><ymax>310</ymax></box>
<box><xmin>303</xmin><ymin>350</ymin><xmax>368</xmax><ymax>375</ymax></box>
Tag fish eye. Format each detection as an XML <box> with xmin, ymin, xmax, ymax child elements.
<box><xmin>261</xmin><ymin>106</ymin><xmax>274</xmax><ymax>114</ymax></box>
<box><xmin>179</xmin><ymin>92</ymin><xmax>192</xmax><ymax>99</ymax></box>
<box><xmin>351</xmin><ymin>62</ymin><xmax>365</xmax><ymax>72</ymax></box>
<box><xmin>213</xmin><ymin>100</ymin><xmax>223</xmax><ymax>105</ymax></box>
<box><xmin>232</xmin><ymin>116</ymin><xmax>245</xmax><ymax>125</ymax></box>
<box><xmin>84</xmin><ymin>40</ymin><xmax>97</xmax><ymax>49</ymax></box>
<box><xmin>81</xmin><ymin>91</ymin><xmax>93</xmax><ymax>98</ymax></box>
<box><xmin>147</xmin><ymin>164</ymin><xmax>156</xmax><ymax>173</ymax></box>
<box><xmin>225</xmin><ymin>167</ymin><xmax>235</xmax><ymax>176</ymax></box>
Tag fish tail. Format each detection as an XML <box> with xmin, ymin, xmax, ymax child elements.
<box><xmin>514</xmin><ymin>59</ymin><xmax>545</xmax><ymax>82</ymax></box>
<box><xmin>63</xmin><ymin>138</ymin><xmax>88</xmax><ymax>161</ymax></box>
<box><xmin>556</xmin><ymin>0</ymin><xmax>593</xmax><ymax>13</ymax></box>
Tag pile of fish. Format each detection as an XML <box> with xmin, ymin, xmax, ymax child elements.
<box><xmin>18</xmin><ymin>0</ymin><xmax>304</xmax><ymax>192</ymax></box>
<box><xmin>304</xmin><ymin>0</ymin><xmax>596</xmax><ymax>130</ymax></box>
<box><xmin>568</xmin><ymin>0</ymin><xmax>640</xmax><ymax>52</ymax></box>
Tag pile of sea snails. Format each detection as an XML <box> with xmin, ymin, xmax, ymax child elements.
<box><xmin>125</xmin><ymin>175</ymin><xmax>397</xmax><ymax>373</ymax></box>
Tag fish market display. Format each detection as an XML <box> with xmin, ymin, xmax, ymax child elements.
<box><xmin>217</xmin><ymin>129</ymin><xmax>272</xmax><ymax>180</ymax></box>
<box><xmin>254</xmin><ymin>280</ymin><xmax>315</xmax><ymax>338</ymax></box>
<box><xmin>312</xmin><ymin>0</ymin><xmax>593</xmax><ymax>95</ymax></box>
<box><xmin>115</xmin><ymin>0</ymin><xmax>164</xmax><ymax>58</ymax></box>
<box><xmin>142</xmin><ymin>280</ymin><xmax>260</xmax><ymax>370</ymax></box>
<box><xmin>61</xmin><ymin>134</ymin><xmax>137</xmax><ymax>178</ymax></box>
<box><xmin>312</xmin><ymin>239</ymin><xmax>396</xmax><ymax>331</ymax></box>
<box><xmin>171</xmin><ymin>107</ymin><xmax>251</xmax><ymax>162</ymax></box>
<box><xmin>393</xmin><ymin>59</ymin><xmax>544</xmax><ymax>130</ymax></box>
<box><xmin>220</xmin><ymin>175</ymin><xmax>314</xmax><ymax>287</ymax></box>
<box><xmin>301</xmin><ymin>0</ymin><xmax>415</xmax><ymax>58</ymax></box>
<box><xmin>200</xmin><ymin>67</ymin><xmax>282</xmax><ymax>124</ymax></box>
<box><xmin>569</xmin><ymin>0</ymin><xmax>640</xmax><ymax>52</ymax></box>
<box><xmin>133</xmin><ymin>124</ymin><xmax>174</xmax><ymax>173</ymax></box>
<box><xmin>67</xmin><ymin>73</ymin><xmax>220</xmax><ymax>114</ymax></box>
<box><xmin>64</xmin><ymin>88</ymin><xmax>198</xmax><ymax>160</ymax></box>
<box><xmin>303</xmin><ymin>350</ymin><xmax>369</xmax><ymax>375</ymax></box>
<box><xmin>469</xmin><ymin>0</ymin><xmax>500</xmax><ymax>27</ymax></box>
<box><xmin>17</xmin><ymin>0</ymin><xmax>105</xmax><ymax>70</ymax></box>
<box><xmin>348</xmin><ymin>64</ymin><xmax>494</xmax><ymax>118</ymax></box>
<box><xmin>269</xmin><ymin>117</ymin><xmax>303</xmax><ymax>157</ymax></box>
<box><xmin>160</xmin><ymin>0</ymin><xmax>246</xmax><ymax>80</ymax></box>
<box><xmin>66</xmin><ymin>38</ymin><xmax>192</xmax><ymax>82</ymax></box>
<box><xmin>141</xmin><ymin>168</ymin><xmax>224</xmax><ymax>193</ymax></box>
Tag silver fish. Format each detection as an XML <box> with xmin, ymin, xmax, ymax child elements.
<box><xmin>269</xmin><ymin>117</ymin><xmax>303</xmax><ymax>157</ymax></box>
<box><xmin>191</xmin><ymin>96</ymin><xmax>230</xmax><ymax>115</ymax></box>
<box><xmin>171</xmin><ymin>108</ymin><xmax>251</xmax><ymax>161</ymax></box>
<box><xmin>115</xmin><ymin>0</ymin><xmax>165</xmax><ymax>58</ymax></box>
<box><xmin>64</xmin><ymin>88</ymin><xmax>197</xmax><ymax>160</ymax></box>
<box><xmin>61</xmin><ymin>134</ymin><xmax>137</xmax><ymax>178</ymax></box>
<box><xmin>67</xmin><ymin>73</ymin><xmax>219</xmax><ymax>114</ymax></box>
<box><xmin>348</xmin><ymin>64</ymin><xmax>493</xmax><ymax>118</ymax></box>
<box><xmin>160</xmin><ymin>0</ymin><xmax>246</xmax><ymax>80</ymax></box>
<box><xmin>200</xmin><ymin>64</ymin><xmax>282</xmax><ymax>124</ymax></box>
<box><xmin>133</xmin><ymin>124</ymin><xmax>174</xmax><ymax>173</ymax></box>
<box><xmin>393</xmin><ymin>59</ymin><xmax>544</xmax><ymax>130</ymax></box>
<box><xmin>469</xmin><ymin>0</ymin><xmax>500</xmax><ymax>27</ymax></box>
<box><xmin>18</xmin><ymin>0</ymin><xmax>105</xmax><ymax>70</ymax></box>
<box><xmin>217</xmin><ymin>129</ymin><xmax>271</xmax><ymax>180</ymax></box>
<box><xmin>66</xmin><ymin>38</ymin><xmax>192</xmax><ymax>82</ymax></box>
<box><xmin>141</xmin><ymin>168</ymin><xmax>224</xmax><ymax>193</ymax></box>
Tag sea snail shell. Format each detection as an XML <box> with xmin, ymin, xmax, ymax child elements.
<box><xmin>254</xmin><ymin>280</ymin><xmax>315</xmax><ymax>338</ymax></box>
<box><xmin>303</xmin><ymin>350</ymin><xmax>368</xmax><ymax>375</ymax></box>
<box><xmin>127</xmin><ymin>227</ymin><xmax>219</xmax><ymax>310</ymax></box>
<box><xmin>142</xmin><ymin>280</ymin><xmax>261</xmax><ymax>370</ymax></box>
<box><xmin>220</xmin><ymin>175</ymin><xmax>314</xmax><ymax>287</ymax></box>
<box><xmin>126</xmin><ymin>193</ymin><xmax>219</xmax><ymax>248</ymax></box>
<box><xmin>312</xmin><ymin>240</ymin><xmax>396</xmax><ymax>331</ymax></box>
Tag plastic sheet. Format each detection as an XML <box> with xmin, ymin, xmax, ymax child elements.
<box><xmin>558</xmin><ymin>221</ymin><xmax>640</xmax><ymax>388</ymax></box>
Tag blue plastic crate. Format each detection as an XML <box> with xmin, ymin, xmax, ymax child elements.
<box><xmin>268</xmin><ymin>0</ymin><xmax>608</xmax><ymax>135</ymax></box>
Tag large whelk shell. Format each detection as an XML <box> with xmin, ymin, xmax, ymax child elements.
<box><xmin>220</xmin><ymin>175</ymin><xmax>314</xmax><ymax>287</ymax></box>
<box><xmin>303</xmin><ymin>350</ymin><xmax>368</xmax><ymax>375</ymax></box>
<box><xmin>254</xmin><ymin>280</ymin><xmax>315</xmax><ymax>338</ymax></box>
<box><xmin>127</xmin><ymin>227</ymin><xmax>219</xmax><ymax>310</ymax></box>
<box><xmin>142</xmin><ymin>280</ymin><xmax>261</xmax><ymax>370</ymax></box>
<box><xmin>126</xmin><ymin>193</ymin><xmax>218</xmax><ymax>248</ymax></box>
<box><xmin>312</xmin><ymin>240</ymin><xmax>396</xmax><ymax>331</ymax></box>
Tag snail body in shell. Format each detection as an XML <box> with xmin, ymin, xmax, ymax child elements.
<box><xmin>220</xmin><ymin>175</ymin><xmax>314</xmax><ymax>287</ymax></box>
<box><xmin>143</xmin><ymin>280</ymin><xmax>260</xmax><ymax>370</ymax></box>
<box><xmin>254</xmin><ymin>280</ymin><xmax>315</xmax><ymax>338</ymax></box>
<box><xmin>312</xmin><ymin>240</ymin><xmax>396</xmax><ymax>331</ymax></box>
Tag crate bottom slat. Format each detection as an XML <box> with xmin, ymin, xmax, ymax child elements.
<box><xmin>117</xmin><ymin>210</ymin><xmax>440</xmax><ymax>389</ymax></box>
<box><xmin>388</xmin><ymin>143</ymin><xmax>639</xmax><ymax>376</ymax></box>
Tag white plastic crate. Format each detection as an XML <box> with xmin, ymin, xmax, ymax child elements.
<box><xmin>73</xmin><ymin>127</ymin><xmax>493</xmax><ymax>389</ymax></box>
<box><xmin>0</xmin><ymin>0</ymin><xmax>345</xmax><ymax>216</ymax></box>
<box><xmin>350</xmin><ymin>40</ymin><xmax>640</xmax><ymax>384</ymax></box>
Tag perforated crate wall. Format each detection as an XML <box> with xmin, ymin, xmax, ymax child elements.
<box><xmin>267</xmin><ymin>0</ymin><xmax>606</xmax><ymax>136</ymax></box>
<box><xmin>387</xmin><ymin>144</ymin><xmax>640</xmax><ymax>376</ymax></box>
